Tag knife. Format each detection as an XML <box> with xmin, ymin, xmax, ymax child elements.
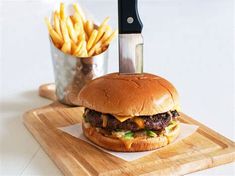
<box><xmin>118</xmin><ymin>0</ymin><xmax>143</xmax><ymax>74</ymax></box>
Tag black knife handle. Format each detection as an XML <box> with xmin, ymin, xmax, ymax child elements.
<box><xmin>118</xmin><ymin>0</ymin><xmax>143</xmax><ymax>34</ymax></box>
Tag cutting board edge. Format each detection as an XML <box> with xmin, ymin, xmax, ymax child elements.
<box><xmin>23</xmin><ymin>107</ymin><xmax>93</xmax><ymax>176</ymax></box>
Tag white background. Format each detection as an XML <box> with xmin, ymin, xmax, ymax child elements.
<box><xmin>0</xmin><ymin>0</ymin><xmax>234</xmax><ymax>175</ymax></box>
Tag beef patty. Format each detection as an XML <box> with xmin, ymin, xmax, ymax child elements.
<box><xmin>84</xmin><ymin>108</ymin><xmax>179</xmax><ymax>132</ymax></box>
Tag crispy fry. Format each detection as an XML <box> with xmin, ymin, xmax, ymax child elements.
<box><xmin>88</xmin><ymin>41</ymin><xmax>102</xmax><ymax>56</ymax></box>
<box><xmin>85</xmin><ymin>32</ymin><xmax>88</xmax><ymax>42</ymax></box>
<box><xmin>81</xmin><ymin>50</ymin><xmax>88</xmax><ymax>57</ymax></box>
<box><xmin>45</xmin><ymin>4</ymin><xmax>116</xmax><ymax>57</ymax></box>
<box><xmin>53</xmin><ymin>11</ymin><xmax>62</xmax><ymax>37</ymax></box>
<box><xmin>74</xmin><ymin>41</ymin><xmax>87</xmax><ymax>57</ymax></box>
<box><xmin>45</xmin><ymin>17</ymin><xmax>63</xmax><ymax>46</ymax></box>
<box><xmin>99</xmin><ymin>16</ymin><xmax>110</xmax><ymax>29</ymax></box>
<box><xmin>95</xmin><ymin>47</ymin><xmax>102</xmax><ymax>55</ymax></box>
<box><xmin>78</xmin><ymin>41</ymin><xmax>88</xmax><ymax>57</ymax></box>
<box><xmin>66</xmin><ymin>17</ymin><xmax>77</xmax><ymax>43</ymax></box>
<box><xmin>72</xmin><ymin>12</ymin><xmax>83</xmax><ymax>25</ymax></box>
<box><xmin>71</xmin><ymin>40</ymin><xmax>77</xmax><ymax>54</ymax></box>
<box><xmin>73</xmin><ymin>13</ymin><xmax>86</xmax><ymax>39</ymax></box>
<box><xmin>49</xmin><ymin>30</ymin><xmax>63</xmax><ymax>47</ymax></box>
<box><xmin>74</xmin><ymin>22</ymin><xmax>82</xmax><ymax>37</ymax></box>
<box><xmin>77</xmin><ymin>33</ymin><xmax>86</xmax><ymax>43</ymax></box>
<box><xmin>73</xmin><ymin>40</ymin><xmax>84</xmax><ymax>55</ymax></box>
<box><xmin>73</xmin><ymin>3</ymin><xmax>86</xmax><ymax>23</ymax></box>
<box><xmin>60</xmin><ymin>3</ymin><xmax>65</xmax><ymax>20</ymax></box>
<box><xmin>60</xmin><ymin>20</ymin><xmax>70</xmax><ymax>42</ymax></box>
<box><xmin>102</xmin><ymin>29</ymin><xmax>117</xmax><ymax>46</ymax></box>
<box><xmin>85</xmin><ymin>20</ymin><xmax>94</xmax><ymax>37</ymax></box>
<box><xmin>95</xmin><ymin>26</ymin><xmax>111</xmax><ymax>54</ymax></box>
<box><xmin>100</xmin><ymin>25</ymin><xmax>112</xmax><ymax>43</ymax></box>
<box><xmin>87</xmin><ymin>29</ymin><xmax>98</xmax><ymax>50</ymax></box>
<box><xmin>61</xmin><ymin>42</ymin><xmax>71</xmax><ymax>54</ymax></box>
<box><xmin>94</xmin><ymin>25</ymin><xmax>107</xmax><ymax>44</ymax></box>
<box><xmin>93</xmin><ymin>17</ymin><xmax>110</xmax><ymax>44</ymax></box>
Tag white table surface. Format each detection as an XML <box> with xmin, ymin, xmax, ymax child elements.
<box><xmin>1</xmin><ymin>0</ymin><xmax>234</xmax><ymax>175</ymax></box>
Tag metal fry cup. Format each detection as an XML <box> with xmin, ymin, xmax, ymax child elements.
<box><xmin>49</xmin><ymin>39</ymin><xmax>108</xmax><ymax>105</ymax></box>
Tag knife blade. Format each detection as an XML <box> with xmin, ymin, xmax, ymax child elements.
<box><xmin>118</xmin><ymin>0</ymin><xmax>143</xmax><ymax>74</ymax></box>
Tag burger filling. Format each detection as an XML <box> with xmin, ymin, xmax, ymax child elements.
<box><xmin>83</xmin><ymin>108</ymin><xmax>180</xmax><ymax>139</ymax></box>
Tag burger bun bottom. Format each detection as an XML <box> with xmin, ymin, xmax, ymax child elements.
<box><xmin>82</xmin><ymin>122</ymin><xmax>180</xmax><ymax>152</ymax></box>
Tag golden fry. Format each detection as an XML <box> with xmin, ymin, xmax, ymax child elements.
<box><xmin>71</xmin><ymin>41</ymin><xmax>77</xmax><ymax>54</ymax></box>
<box><xmin>95</xmin><ymin>47</ymin><xmax>102</xmax><ymax>55</ymax></box>
<box><xmin>81</xmin><ymin>50</ymin><xmax>88</xmax><ymax>57</ymax></box>
<box><xmin>72</xmin><ymin>12</ymin><xmax>82</xmax><ymax>25</ymax></box>
<box><xmin>99</xmin><ymin>16</ymin><xmax>110</xmax><ymax>29</ymax></box>
<box><xmin>85</xmin><ymin>32</ymin><xmax>89</xmax><ymax>41</ymax></box>
<box><xmin>74</xmin><ymin>22</ymin><xmax>82</xmax><ymax>37</ymax></box>
<box><xmin>100</xmin><ymin>25</ymin><xmax>112</xmax><ymax>43</ymax></box>
<box><xmin>53</xmin><ymin>11</ymin><xmax>62</xmax><ymax>37</ymax></box>
<box><xmin>94</xmin><ymin>25</ymin><xmax>107</xmax><ymax>44</ymax></box>
<box><xmin>85</xmin><ymin>20</ymin><xmax>94</xmax><ymax>37</ymax></box>
<box><xmin>73</xmin><ymin>40</ymin><xmax>84</xmax><ymax>55</ymax></box>
<box><xmin>45</xmin><ymin>4</ymin><xmax>117</xmax><ymax>56</ymax></box>
<box><xmin>45</xmin><ymin>17</ymin><xmax>63</xmax><ymax>46</ymax></box>
<box><xmin>60</xmin><ymin>3</ymin><xmax>65</xmax><ymax>20</ymax></box>
<box><xmin>61</xmin><ymin>42</ymin><xmax>71</xmax><ymax>54</ymax></box>
<box><xmin>78</xmin><ymin>41</ymin><xmax>88</xmax><ymax>57</ymax></box>
<box><xmin>77</xmin><ymin>33</ymin><xmax>86</xmax><ymax>43</ymax></box>
<box><xmin>49</xmin><ymin>30</ymin><xmax>64</xmax><ymax>47</ymax></box>
<box><xmin>73</xmin><ymin>13</ymin><xmax>86</xmax><ymax>38</ymax></box>
<box><xmin>66</xmin><ymin>17</ymin><xmax>77</xmax><ymax>43</ymax></box>
<box><xmin>73</xmin><ymin>3</ymin><xmax>86</xmax><ymax>23</ymax></box>
<box><xmin>88</xmin><ymin>41</ymin><xmax>102</xmax><ymax>56</ymax></box>
<box><xmin>87</xmin><ymin>29</ymin><xmax>98</xmax><ymax>50</ymax></box>
<box><xmin>102</xmin><ymin>29</ymin><xmax>117</xmax><ymax>46</ymax></box>
<box><xmin>93</xmin><ymin>17</ymin><xmax>110</xmax><ymax>44</ymax></box>
<box><xmin>60</xmin><ymin>20</ymin><xmax>70</xmax><ymax>42</ymax></box>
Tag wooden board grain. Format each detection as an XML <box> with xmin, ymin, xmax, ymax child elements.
<box><xmin>23</xmin><ymin>84</ymin><xmax>235</xmax><ymax>176</ymax></box>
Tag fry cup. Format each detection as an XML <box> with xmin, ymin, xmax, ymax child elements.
<box><xmin>49</xmin><ymin>38</ymin><xmax>108</xmax><ymax>105</ymax></box>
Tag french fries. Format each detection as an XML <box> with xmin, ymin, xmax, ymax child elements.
<box><xmin>60</xmin><ymin>20</ymin><xmax>70</xmax><ymax>43</ymax></box>
<box><xmin>87</xmin><ymin>29</ymin><xmax>98</xmax><ymax>50</ymax></box>
<box><xmin>45</xmin><ymin>17</ymin><xmax>63</xmax><ymax>47</ymax></box>
<box><xmin>102</xmin><ymin>29</ymin><xmax>118</xmax><ymax>47</ymax></box>
<box><xmin>66</xmin><ymin>17</ymin><xmax>77</xmax><ymax>43</ymax></box>
<box><xmin>45</xmin><ymin>2</ymin><xmax>116</xmax><ymax>57</ymax></box>
<box><xmin>73</xmin><ymin>3</ymin><xmax>86</xmax><ymax>23</ymax></box>
<box><xmin>85</xmin><ymin>20</ymin><xmax>94</xmax><ymax>37</ymax></box>
<box><xmin>53</xmin><ymin>11</ymin><xmax>62</xmax><ymax>38</ymax></box>
<box><xmin>88</xmin><ymin>41</ymin><xmax>102</xmax><ymax>57</ymax></box>
<box><xmin>61</xmin><ymin>42</ymin><xmax>71</xmax><ymax>54</ymax></box>
<box><xmin>74</xmin><ymin>40</ymin><xmax>84</xmax><ymax>56</ymax></box>
<box><xmin>60</xmin><ymin>3</ymin><xmax>65</xmax><ymax>20</ymax></box>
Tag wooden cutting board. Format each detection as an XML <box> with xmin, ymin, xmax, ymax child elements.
<box><xmin>23</xmin><ymin>84</ymin><xmax>235</xmax><ymax>176</ymax></box>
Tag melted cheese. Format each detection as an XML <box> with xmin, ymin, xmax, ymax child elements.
<box><xmin>133</xmin><ymin>118</ymin><xmax>145</xmax><ymax>128</ymax></box>
<box><xmin>113</xmin><ymin>115</ymin><xmax>133</xmax><ymax>122</ymax></box>
<box><xmin>120</xmin><ymin>138</ymin><xmax>134</xmax><ymax>149</ymax></box>
<box><xmin>112</xmin><ymin>105</ymin><xmax>180</xmax><ymax>123</ymax></box>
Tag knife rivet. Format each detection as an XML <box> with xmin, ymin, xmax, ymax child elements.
<box><xmin>127</xmin><ymin>17</ymin><xmax>134</xmax><ymax>24</ymax></box>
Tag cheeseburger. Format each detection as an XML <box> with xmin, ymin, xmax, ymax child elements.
<box><xmin>78</xmin><ymin>73</ymin><xmax>181</xmax><ymax>152</ymax></box>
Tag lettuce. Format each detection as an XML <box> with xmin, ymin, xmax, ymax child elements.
<box><xmin>146</xmin><ymin>130</ymin><xmax>157</xmax><ymax>137</ymax></box>
<box><xmin>123</xmin><ymin>131</ymin><xmax>134</xmax><ymax>140</ymax></box>
<box><xmin>165</xmin><ymin>120</ymin><xmax>177</xmax><ymax>133</ymax></box>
